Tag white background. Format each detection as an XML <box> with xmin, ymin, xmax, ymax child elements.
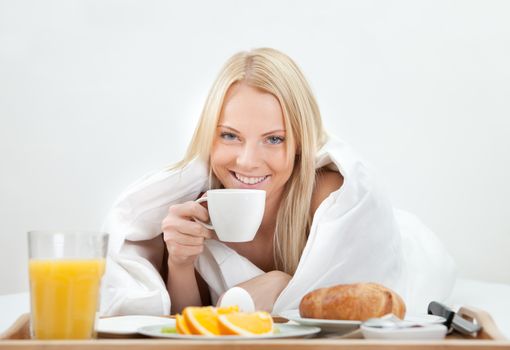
<box><xmin>1</xmin><ymin>0</ymin><xmax>509</xmax><ymax>295</ymax></box>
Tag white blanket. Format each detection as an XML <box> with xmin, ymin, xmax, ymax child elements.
<box><xmin>100</xmin><ymin>136</ymin><xmax>456</xmax><ymax>316</ymax></box>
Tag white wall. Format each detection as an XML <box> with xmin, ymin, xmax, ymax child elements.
<box><xmin>1</xmin><ymin>0</ymin><xmax>509</xmax><ymax>294</ymax></box>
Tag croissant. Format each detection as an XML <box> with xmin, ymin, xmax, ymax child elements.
<box><xmin>299</xmin><ymin>282</ymin><xmax>406</xmax><ymax>321</ymax></box>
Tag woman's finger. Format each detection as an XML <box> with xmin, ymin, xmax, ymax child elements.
<box><xmin>171</xmin><ymin>201</ymin><xmax>210</xmax><ymax>223</ymax></box>
<box><xmin>177</xmin><ymin>220</ymin><xmax>214</xmax><ymax>239</ymax></box>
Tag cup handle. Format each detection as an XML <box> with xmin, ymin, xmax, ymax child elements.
<box><xmin>194</xmin><ymin>197</ymin><xmax>214</xmax><ymax>230</ymax></box>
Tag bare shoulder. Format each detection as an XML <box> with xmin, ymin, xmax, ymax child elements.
<box><xmin>310</xmin><ymin>169</ymin><xmax>344</xmax><ymax>216</ymax></box>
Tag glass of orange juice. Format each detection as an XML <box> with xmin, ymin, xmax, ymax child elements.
<box><xmin>28</xmin><ymin>231</ymin><xmax>108</xmax><ymax>339</ymax></box>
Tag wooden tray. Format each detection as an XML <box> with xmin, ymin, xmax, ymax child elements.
<box><xmin>1</xmin><ymin>305</ymin><xmax>508</xmax><ymax>349</ymax></box>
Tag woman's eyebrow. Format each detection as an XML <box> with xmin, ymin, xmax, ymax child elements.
<box><xmin>261</xmin><ymin>129</ymin><xmax>285</xmax><ymax>136</ymax></box>
<box><xmin>217</xmin><ymin>124</ymin><xmax>285</xmax><ymax>136</ymax></box>
<box><xmin>217</xmin><ymin>125</ymin><xmax>240</xmax><ymax>133</ymax></box>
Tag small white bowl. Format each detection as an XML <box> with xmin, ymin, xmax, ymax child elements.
<box><xmin>361</xmin><ymin>323</ymin><xmax>448</xmax><ymax>340</ymax></box>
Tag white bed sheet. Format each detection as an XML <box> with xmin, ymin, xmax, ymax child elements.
<box><xmin>1</xmin><ymin>278</ymin><xmax>508</xmax><ymax>338</ymax></box>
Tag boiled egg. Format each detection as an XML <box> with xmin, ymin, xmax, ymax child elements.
<box><xmin>218</xmin><ymin>286</ymin><xmax>255</xmax><ymax>312</ymax></box>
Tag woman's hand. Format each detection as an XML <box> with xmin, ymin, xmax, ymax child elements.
<box><xmin>218</xmin><ymin>271</ymin><xmax>292</xmax><ymax>312</ymax></box>
<box><xmin>162</xmin><ymin>200</ymin><xmax>214</xmax><ymax>268</ymax></box>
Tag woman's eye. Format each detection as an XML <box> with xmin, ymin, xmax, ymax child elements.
<box><xmin>266</xmin><ymin>136</ymin><xmax>285</xmax><ymax>145</ymax></box>
<box><xmin>220</xmin><ymin>132</ymin><xmax>238</xmax><ymax>141</ymax></box>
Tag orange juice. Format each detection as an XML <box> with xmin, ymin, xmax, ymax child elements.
<box><xmin>29</xmin><ymin>259</ymin><xmax>106</xmax><ymax>339</ymax></box>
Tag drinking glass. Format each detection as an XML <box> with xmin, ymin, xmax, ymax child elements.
<box><xmin>28</xmin><ymin>231</ymin><xmax>108</xmax><ymax>339</ymax></box>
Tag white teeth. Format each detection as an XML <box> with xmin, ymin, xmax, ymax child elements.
<box><xmin>234</xmin><ymin>173</ymin><xmax>268</xmax><ymax>185</ymax></box>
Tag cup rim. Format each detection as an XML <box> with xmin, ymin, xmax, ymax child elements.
<box><xmin>207</xmin><ymin>189</ymin><xmax>266</xmax><ymax>194</ymax></box>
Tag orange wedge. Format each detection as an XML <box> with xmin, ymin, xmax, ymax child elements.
<box><xmin>175</xmin><ymin>314</ymin><xmax>192</xmax><ymax>335</ymax></box>
<box><xmin>183</xmin><ymin>306</ymin><xmax>221</xmax><ymax>335</ymax></box>
<box><xmin>217</xmin><ymin>311</ymin><xmax>273</xmax><ymax>336</ymax></box>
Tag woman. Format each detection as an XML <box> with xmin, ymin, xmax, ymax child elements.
<box><xmin>164</xmin><ymin>48</ymin><xmax>343</xmax><ymax>313</ymax></box>
<box><xmin>101</xmin><ymin>48</ymin><xmax>455</xmax><ymax>316</ymax></box>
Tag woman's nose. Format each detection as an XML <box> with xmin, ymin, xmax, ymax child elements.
<box><xmin>236</xmin><ymin>142</ymin><xmax>261</xmax><ymax>169</ymax></box>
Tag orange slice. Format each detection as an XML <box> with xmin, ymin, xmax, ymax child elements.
<box><xmin>216</xmin><ymin>305</ymin><xmax>239</xmax><ymax>314</ymax></box>
<box><xmin>183</xmin><ymin>306</ymin><xmax>221</xmax><ymax>335</ymax></box>
<box><xmin>217</xmin><ymin>311</ymin><xmax>274</xmax><ymax>336</ymax></box>
<box><xmin>175</xmin><ymin>314</ymin><xmax>191</xmax><ymax>335</ymax></box>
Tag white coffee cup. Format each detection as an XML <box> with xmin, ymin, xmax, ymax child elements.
<box><xmin>195</xmin><ymin>189</ymin><xmax>266</xmax><ymax>242</ymax></box>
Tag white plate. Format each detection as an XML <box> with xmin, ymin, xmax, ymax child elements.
<box><xmin>138</xmin><ymin>323</ymin><xmax>321</xmax><ymax>340</ymax></box>
<box><xmin>278</xmin><ymin>310</ymin><xmax>446</xmax><ymax>334</ymax></box>
<box><xmin>278</xmin><ymin>309</ymin><xmax>361</xmax><ymax>334</ymax></box>
<box><xmin>96</xmin><ymin>316</ymin><xmax>175</xmax><ymax>335</ymax></box>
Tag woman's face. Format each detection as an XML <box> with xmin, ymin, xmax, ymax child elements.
<box><xmin>210</xmin><ymin>83</ymin><xmax>296</xmax><ymax>204</ymax></box>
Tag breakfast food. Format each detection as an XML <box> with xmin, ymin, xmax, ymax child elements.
<box><xmin>173</xmin><ymin>305</ymin><xmax>273</xmax><ymax>336</ymax></box>
<box><xmin>218</xmin><ymin>311</ymin><xmax>273</xmax><ymax>336</ymax></box>
<box><xmin>299</xmin><ymin>282</ymin><xmax>406</xmax><ymax>321</ymax></box>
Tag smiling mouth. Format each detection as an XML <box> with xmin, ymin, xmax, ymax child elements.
<box><xmin>230</xmin><ymin>171</ymin><xmax>270</xmax><ymax>185</ymax></box>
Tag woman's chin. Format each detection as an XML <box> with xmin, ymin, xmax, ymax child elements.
<box><xmin>232</xmin><ymin>182</ymin><xmax>267</xmax><ymax>190</ymax></box>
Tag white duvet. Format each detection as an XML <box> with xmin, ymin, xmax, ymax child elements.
<box><xmin>100</xmin><ymin>136</ymin><xmax>457</xmax><ymax>316</ymax></box>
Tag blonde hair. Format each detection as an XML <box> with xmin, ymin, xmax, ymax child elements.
<box><xmin>175</xmin><ymin>48</ymin><xmax>327</xmax><ymax>275</ymax></box>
